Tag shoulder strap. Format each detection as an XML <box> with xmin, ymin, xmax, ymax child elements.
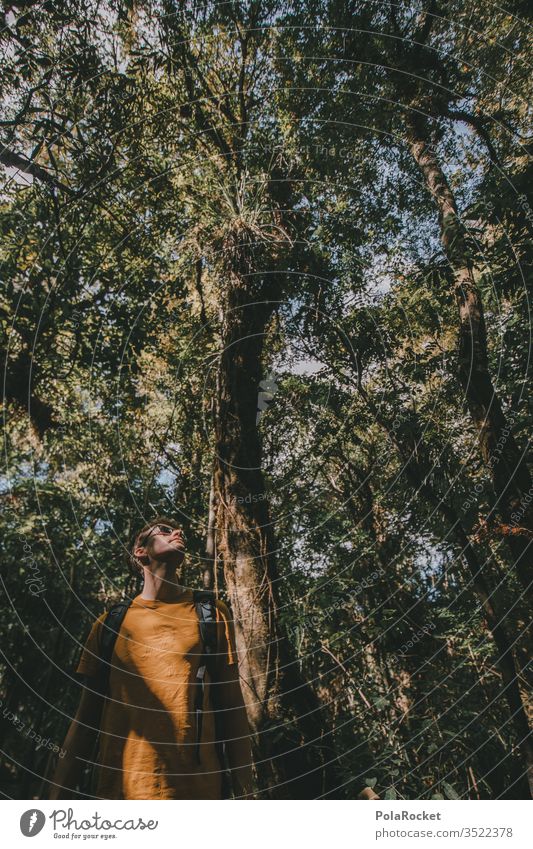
<box><xmin>193</xmin><ymin>589</ymin><xmax>218</xmax><ymax>657</ymax></box>
<box><xmin>96</xmin><ymin>598</ymin><xmax>133</xmax><ymax>694</ymax></box>
<box><xmin>192</xmin><ymin>589</ymin><xmax>221</xmax><ymax>766</ymax></box>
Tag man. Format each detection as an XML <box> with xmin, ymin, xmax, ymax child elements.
<box><xmin>49</xmin><ymin>517</ymin><xmax>254</xmax><ymax>800</ymax></box>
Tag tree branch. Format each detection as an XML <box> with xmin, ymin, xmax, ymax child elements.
<box><xmin>0</xmin><ymin>148</ymin><xmax>75</xmax><ymax>195</ymax></box>
<box><xmin>444</xmin><ymin>109</ymin><xmax>502</xmax><ymax>167</ymax></box>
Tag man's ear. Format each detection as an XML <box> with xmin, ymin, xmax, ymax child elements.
<box><xmin>134</xmin><ymin>546</ymin><xmax>150</xmax><ymax>565</ymax></box>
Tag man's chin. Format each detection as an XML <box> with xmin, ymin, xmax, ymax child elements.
<box><xmin>158</xmin><ymin>546</ymin><xmax>185</xmax><ymax>566</ymax></box>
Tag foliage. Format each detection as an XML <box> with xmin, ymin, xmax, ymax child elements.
<box><xmin>1</xmin><ymin>0</ymin><xmax>531</xmax><ymax>799</ymax></box>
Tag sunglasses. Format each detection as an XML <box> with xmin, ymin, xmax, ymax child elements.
<box><xmin>139</xmin><ymin>524</ymin><xmax>184</xmax><ymax>546</ymax></box>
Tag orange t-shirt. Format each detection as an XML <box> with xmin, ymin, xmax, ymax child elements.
<box><xmin>75</xmin><ymin>589</ymin><xmax>237</xmax><ymax>800</ymax></box>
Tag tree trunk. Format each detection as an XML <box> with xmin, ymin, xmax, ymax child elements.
<box><xmin>405</xmin><ymin>112</ymin><xmax>533</xmax><ymax>595</ymax></box>
<box><xmin>212</xmin><ymin>235</ymin><xmax>338</xmax><ymax>798</ymax></box>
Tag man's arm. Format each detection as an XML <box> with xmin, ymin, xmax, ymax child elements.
<box><xmin>47</xmin><ymin>681</ymin><xmax>104</xmax><ymax>800</ymax></box>
<box><xmin>217</xmin><ymin>669</ymin><xmax>255</xmax><ymax>798</ymax></box>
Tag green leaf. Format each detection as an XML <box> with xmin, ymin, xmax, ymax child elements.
<box><xmin>443</xmin><ymin>782</ymin><xmax>460</xmax><ymax>800</ymax></box>
<box><xmin>432</xmin><ymin>793</ymin><xmax>445</xmax><ymax>800</ymax></box>
<box><xmin>384</xmin><ymin>787</ymin><xmax>397</xmax><ymax>800</ymax></box>
<box><xmin>364</xmin><ymin>776</ymin><xmax>377</xmax><ymax>788</ymax></box>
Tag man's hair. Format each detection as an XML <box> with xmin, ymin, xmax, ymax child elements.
<box><xmin>127</xmin><ymin>515</ymin><xmax>182</xmax><ymax>577</ymax></box>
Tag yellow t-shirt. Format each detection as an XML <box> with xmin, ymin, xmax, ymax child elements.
<box><xmin>76</xmin><ymin>589</ymin><xmax>237</xmax><ymax>800</ymax></box>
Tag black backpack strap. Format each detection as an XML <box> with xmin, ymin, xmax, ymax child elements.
<box><xmin>95</xmin><ymin>599</ymin><xmax>133</xmax><ymax>695</ymax></box>
<box><xmin>192</xmin><ymin>590</ymin><xmax>219</xmax><ymax>765</ymax></box>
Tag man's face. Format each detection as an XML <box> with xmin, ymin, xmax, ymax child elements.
<box><xmin>135</xmin><ymin>523</ymin><xmax>186</xmax><ymax>568</ymax></box>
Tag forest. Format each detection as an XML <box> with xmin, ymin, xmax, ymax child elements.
<box><xmin>0</xmin><ymin>0</ymin><xmax>532</xmax><ymax>800</ymax></box>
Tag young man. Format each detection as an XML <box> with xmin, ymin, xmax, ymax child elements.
<box><xmin>49</xmin><ymin>517</ymin><xmax>254</xmax><ymax>800</ymax></box>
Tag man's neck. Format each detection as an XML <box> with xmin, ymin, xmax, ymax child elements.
<box><xmin>140</xmin><ymin>565</ymin><xmax>186</xmax><ymax>602</ymax></box>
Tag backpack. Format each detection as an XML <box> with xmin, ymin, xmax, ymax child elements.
<box><xmin>85</xmin><ymin>589</ymin><xmax>230</xmax><ymax>796</ymax></box>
